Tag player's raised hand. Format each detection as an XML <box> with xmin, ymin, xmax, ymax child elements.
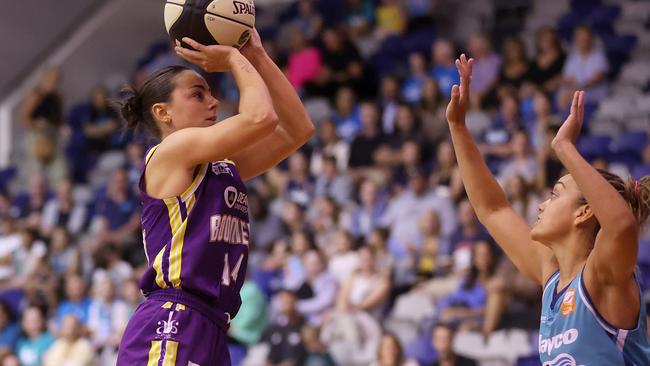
<box><xmin>552</xmin><ymin>90</ymin><xmax>585</xmax><ymax>150</ymax></box>
<box><xmin>446</xmin><ymin>54</ymin><xmax>474</xmax><ymax>126</ymax></box>
<box><xmin>175</xmin><ymin>37</ymin><xmax>238</xmax><ymax>73</ymax></box>
<box><xmin>239</xmin><ymin>28</ymin><xmax>265</xmax><ymax>61</ymax></box>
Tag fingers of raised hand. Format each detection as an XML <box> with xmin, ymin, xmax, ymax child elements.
<box><xmin>182</xmin><ymin>37</ymin><xmax>205</xmax><ymax>51</ymax></box>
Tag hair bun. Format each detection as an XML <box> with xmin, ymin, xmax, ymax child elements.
<box><xmin>120</xmin><ymin>87</ymin><xmax>143</xmax><ymax>129</ymax></box>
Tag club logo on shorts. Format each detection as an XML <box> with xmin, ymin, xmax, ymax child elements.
<box><xmin>542</xmin><ymin>353</ymin><xmax>581</xmax><ymax>366</ymax></box>
<box><xmin>156</xmin><ymin>311</ymin><xmax>179</xmax><ymax>336</ymax></box>
<box><xmin>561</xmin><ymin>288</ymin><xmax>576</xmax><ymax>317</ymax></box>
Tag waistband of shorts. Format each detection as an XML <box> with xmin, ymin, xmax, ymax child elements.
<box><xmin>144</xmin><ymin>288</ymin><xmax>230</xmax><ymax>331</ymax></box>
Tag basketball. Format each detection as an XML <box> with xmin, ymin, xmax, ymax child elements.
<box><xmin>164</xmin><ymin>0</ymin><xmax>255</xmax><ymax>49</ymax></box>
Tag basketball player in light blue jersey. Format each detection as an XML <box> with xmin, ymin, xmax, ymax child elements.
<box><xmin>446</xmin><ymin>54</ymin><xmax>650</xmax><ymax>365</ymax></box>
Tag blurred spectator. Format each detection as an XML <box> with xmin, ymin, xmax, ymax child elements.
<box><xmin>402</xmin><ymin>53</ymin><xmax>429</xmax><ymax>104</ymax></box>
<box><xmin>498</xmin><ymin>36</ymin><xmax>531</xmax><ymax>93</ymax></box>
<box><xmin>291</xmin><ymin>0</ymin><xmax>324</xmax><ymax>42</ymax></box>
<box><xmin>310</xmin><ymin>119</ymin><xmax>351</xmax><ymax>176</ymax></box>
<box><xmin>287</xmin><ymin>29</ymin><xmax>322</xmax><ymax>91</ymax></box>
<box><xmin>92</xmin><ymin>243</ymin><xmax>133</xmax><ymax>286</ymax></box>
<box><xmin>13</xmin><ymin>174</ymin><xmax>50</xmax><ymax>226</ymax></box>
<box><xmin>1</xmin><ymin>354</ymin><xmax>19</xmax><ymax>366</ymax></box>
<box><xmin>16</xmin><ymin>306</ymin><xmax>54</xmax><ymax>366</ymax></box>
<box><xmin>448</xmin><ymin>200</ymin><xmax>490</xmax><ymax>258</ymax></box>
<box><xmin>327</xmin><ymin>230</ymin><xmax>360</xmax><ymax>283</ymax></box>
<box><xmin>0</xmin><ymin>217</ymin><xmax>21</xmax><ymax>285</ymax></box>
<box><xmin>419</xmin><ymin>78</ymin><xmax>449</xmax><ymax>147</ymax></box>
<box><xmin>429</xmin><ymin>141</ymin><xmax>464</xmax><ymax>202</ymax></box>
<box><xmin>23</xmin><ymin>255</ymin><xmax>58</xmax><ymax>313</ymax></box>
<box><xmin>54</xmin><ymin>274</ymin><xmax>91</xmax><ymax>329</ymax></box>
<box><xmin>286</xmin><ymin>151</ymin><xmax>315</xmax><ymax>207</ymax></box>
<box><xmin>19</xmin><ymin>68</ymin><xmax>67</xmax><ymax>185</ymax></box>
<box><xmin>83</xmin><ymin>86</ymin><xmax>120</xmax><ymax>156</ymax></box>
<box><xmin>283</xmin><ymin>232</ymin><xmax>312</xmax><ymax>291</ymax></box>
<box><xmin>467</xmin><ymin>33</ymin><xmax>501</xmax><ymax>106</ymax></box>
<box><xmin>437</xmin><ymin>241</ymin><xmax>497</xmax><ymax>331</ymax></box>
<box><xmin>43</xmin><ymin>315</ymin><xmax>94</xmax><ymax>366</ymax></box>
<box><xmin>309</xmin><ymin>197</ymin><xmax>341</xmax><ymax>256</ymax></box>
<box><xmin>249</xmin><ymin>190</ymin><xmax>284</xmax><ymax>251</ymax></box>
<box><xmin>504</xmin><ymin>174</ymin><xmax>542</xmax><ymax>225</ymax></box>
<box><xmin>388</xmin><ymin>105</ymin><xmax>422</xmax><ymax>151</ymax></box>
<box><xmin>331</xmin><ymin>87</ymin><xmax>362</xmax><ymax>142</ymax></box>
<box><xmin>48</xmin><ymin>227</ymin><xmax>81</xmax><ymax>276</ymax></box>
<box><xmin>481</xmin><ymin>94</ymin><xmax>521</xmax><ymax>160</ymax></box>
<box><xmin>314</xmin><ymin>155</ymin><xmax>353</xmax><ymax>205</ymax></box>
<box><xmin>430</xmin><ymin>323</ymin><xmax>478</xmax><ymax>366</ymax></box>
<box><xmin>375</xmin><ymin>0</ymin><xmax>407</xmax><ymax>40</ymax></box>
<box><xmin>13</xmin><ymin>228</ymin><xmax>47</xmax><ymax>285</ymax></box>
<box><xmin>431</xmin><ymin>39</ymin><xmax>460</xmax><ymax>98</ymax></box>
<box><xmin>482</xmin><ymin>258</ymin><xmax>540</xmax><ymax>336</ymax></box>
<box><xmin>86</xmin><ymin>275</ymin><xmax>129</xmax><ymax>357</ymax></box>
<box><xmin>372</xmin><ymin>331</ymin><xmax>418</xmax><ymax>366</ymax></box>
<box><xmin>345</xmin><ymin>0</ymin><xmax>375</xmax><ymax>38</ymax></box>
<box><xmin>119</xmin><ymin>278</ymin><xmax>142</xmax><ymax>319</ymax></box>
<box><xmin>529</xmin><ymin>27</ymin><xmax>566</xmax><ymax>93</ymax></box>
<box><xmin>263</xmin><ymin>289</ymin><xmax>306</xmax><ymax>366</ymax></box>
<box><xmin>0</xmin><ymin>301</ymin><xmax>19</xmax><ymax>358</ymax></box>
<box><xmin>379</xmin><ymin>76</ymin><xmax>402</xmax><ymax>135</ymax></box>
<box><xmin>414</xmin><ymin>210</ymin><xmax>448</xmax><ymax>279</ymax></box>
<box><xmin>562</xmin><ymin>25</ymin><xmax>609</xmax><ymax>103</ymax></box>
<box><xmin>366</xmin><ymin>228</ymin><xmax>394</xmax><ymax>274</ymax></box>
<box><xmin>336</xmin><ymin>245</ymin><xmax>390</xmax><ymax>319</ymax></box>
<box><xmin>229</xmin><ymin>280</ymin><xmax>268</xmax><ymax>347</ymax></box>
<box><xmin>40</xmin><ymin>179</ymin><xmax>87</xmax><ymax>237</ymax></box>
<box><xmin>92</xmin><ymin>168</ymin><xmax>141</xmax><ymax>255</ymax></box>
<box><xmin>381</xmin><ymin>167</ymin><xmax>456</xmax><ymax>259</ymax></box>
<box><xmin>301</xmin><ymin>325</ymin><xmax>335</xmax><ymax>366</ymax></box>
<box><xmin>498</xmin><ymin>130</ymin><xmax>539</xmax><ymax>185</ymax></box>
<box><xmin>348</xmin><ymin>102</ymin><xmax>387</xmax><ymax>170</ymax></box>
<box><xmin>296</xmin><ymin>250</ymin><xmax>338</xmax><ymax>326</ymax></box>
<box><xmin>348</xmin><ymin>179</ymin><xmax>388</xmax><ymax>240</ymax></box>
<box><xmin>391</xmin><ymin>140</ymin><xmax>424</xmax><ymax>189</ymax></box>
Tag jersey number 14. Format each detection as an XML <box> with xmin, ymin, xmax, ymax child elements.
<box><xmin>221</xmin><ymin>253</ymin><xmax>244</xmax><ymax>287</ymax></box>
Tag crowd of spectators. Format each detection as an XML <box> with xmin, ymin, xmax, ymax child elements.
<box><xmin>1</xmin><ymin>0</ymin><xmax>649</xmax><ymax>365</ymax></box>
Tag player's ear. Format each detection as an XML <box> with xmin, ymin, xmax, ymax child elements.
<box><xmin>574</xmin><ymin>203</ymin><xmax>595</xmax><ymax>226</ymax></box>
<box><xmin>152</xmin><ymin>102</ymin><xmax>171</xmax><ymax>126</ymax></box>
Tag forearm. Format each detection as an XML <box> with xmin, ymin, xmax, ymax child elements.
<box><xmin>554</xmin><ymin>142</ymin><xmax>636</xmax><ymax>228</ymax></box>
<box><xmin>449</xmin><ymin>124</ymin><xmax>510</xmax><ymax>217</ymax></box>
<box><xmin>229</xmin><ymin>52</ymin><xmax>275</xmax><ymax>120</ymax></box>
<box><xmin>248</xmin><ymin>51</ymin><xmax>315</xmax><ymax>139</ymax></box>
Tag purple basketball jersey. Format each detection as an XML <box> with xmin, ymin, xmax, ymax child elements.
<box><xmin>138</xmin><ymin>145</ymin><xmax>249</xmax><ymax>319</ymax></box>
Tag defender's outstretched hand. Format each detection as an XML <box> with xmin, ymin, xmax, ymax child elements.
<box><xmin>446</xmin><ymin>54</ymin><xmax>474</xmax><ymax>125</ymax></box>
<box><xmin>552</xmin><ymin>90</ymin><xmax>585</xmax><ymax>150</ymax></box>
<box><xmin>175</xmin><ymin>37</ymin><xmax>238</xmax><ymax>73</ymax></box>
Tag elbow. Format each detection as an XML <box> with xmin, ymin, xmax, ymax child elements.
<box><xmin>298</xmin><ymin>119</ymin><xmax>316</xmax><ymax>143</ymax></box>
<box><xmin>248</xmin><ymin>110</ymin><xmax>279</xmax><ymax>131</ymax></box>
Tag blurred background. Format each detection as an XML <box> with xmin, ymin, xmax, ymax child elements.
<box><xmin>1</xmin><ymin>0</ymin><xmax>650</xmax><ymax>365</ymax></box>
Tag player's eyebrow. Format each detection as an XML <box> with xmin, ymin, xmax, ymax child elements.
<box><xmin>190</xmin><ymin>84</ymin><xmax>208</xmax><ymax>91</ymax></box>
<box><xmin>553</xmin><ymin>181</ymin><xmax>565</xmax><ymax>190</ymax></box>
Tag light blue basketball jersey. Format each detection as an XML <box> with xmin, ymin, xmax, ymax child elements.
<box><xmin>539</xmin><ymin>269</ymin><xmax>650</xmax><ymax>365</ymax></box>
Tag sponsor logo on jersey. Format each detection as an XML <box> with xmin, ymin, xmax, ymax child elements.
<box><xmin>223</xmin><ymin>186</ymin><xmax>248</xmax><ymax>213</ymax></box>
<box><xmin>539</xmin><ymin>328</ymin><xmax>579</xmax><ymax>356</ymax></box>
<box><xmin>233</xmin><ymin>0</ymin><xmax>255</xmax><ymax>15</ymax></box>
<box><xmin>212</xmin><ymin>162</ymin><xmax>233</xmax><ymax>177</ymax></box>
<box><xmin>209</xmin><ymin>214</ymin><xmax>250</xmax><ymax>246</ymax></box>
<box><xmin>561</xmin><ymin>288</ymin><xmax>576</xmax><ymax>317</ymax></box>
<box><xmin>156</xmin><ymin>311</ymin><xmax>179</xmax><ymax>337</ymax></box>
<box><xmin>542</xmin><ymin>352</ymin><xmax>583</xmax><ymax>366</ymax></box>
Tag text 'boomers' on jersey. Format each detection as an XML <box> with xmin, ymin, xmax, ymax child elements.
<box><xmin>138</xmin><ymin>145</ymin><xmax>250</xmax><ymax>319</ymax></box>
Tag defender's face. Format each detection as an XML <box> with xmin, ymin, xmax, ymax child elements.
<box><xmin>531</xmin><ymin>175</ymin><xmax>581</xmax><ymax>244</ymax></box>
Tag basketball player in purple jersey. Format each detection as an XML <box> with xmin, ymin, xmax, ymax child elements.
<box><xmin>116</xmin><ymin>30</ymin><xmax>314</xmax><ymax>366</ymax></box>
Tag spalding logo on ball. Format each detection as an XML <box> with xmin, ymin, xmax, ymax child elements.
<box><xmin>164</xmin><ymin>0</ymin><xmax>255</xmax><ymax>49</ymax></box>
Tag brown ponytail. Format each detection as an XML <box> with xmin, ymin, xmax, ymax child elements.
<box><xmin>117</xmin><ymin>65</ymin><xmax>190</xmax><ymax>139</ymax></box>
<box><xmin>579</xmin><ymin>170</ymin><xmax>650</xmax><ymax>227</ymax></box>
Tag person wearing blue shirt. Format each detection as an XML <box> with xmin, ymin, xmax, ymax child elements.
<box><xmin>430</xmin><ymin>39</ymin><xmax>460</xmax><ymax>98</ymax></box>
<box><xmin>447</xmin><ymin>55</ymin><xmax>650</xmax><ymax>365</ymax></box>
<box><xmin>16</xmin><ymin>306</ymin><xmax>54</xmax><ymax>366</ymax></box>
<box><xmin>54</xmin><ymin>274</ymin><xmax>91</xmax><ymax>329</ymax></box>
<box><xmin>0</xmin><ymin>301</ymin><xmax>20</xmax><ymax>355</ymax></box>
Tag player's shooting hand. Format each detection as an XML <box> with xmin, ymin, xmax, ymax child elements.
<box><xmin>552</xmin><ymin>90</ymin><xmax>585</xmax><ymax>151</ymax></box>
<box><xmin>239</xmin><ymin>28</ymin><xmax>265</xmax><ymax>62</ymax></box>
<box><xmin>175</xmin><ymin>37</ymin><xmax>238</xmax><ymax>73</ymax></box>
<box><xmin>446</xmin><ymin>54</ymin><xmax>474</xmax><ymax>126</ymax></box>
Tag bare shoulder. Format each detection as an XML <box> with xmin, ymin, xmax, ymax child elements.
<box><xmin>144</xmin><ymin>147</ymin><xmax>195</xmax><ymax>199</ymax></box>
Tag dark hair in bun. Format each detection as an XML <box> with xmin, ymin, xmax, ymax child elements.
<box><xmin>118</xmin><ymin>65</ymin><xmax>190</xmax><ymax>139</ymax></box>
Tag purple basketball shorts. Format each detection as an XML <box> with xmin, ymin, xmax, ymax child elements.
<box><xmin>117</xmin><ymin>289</ymin><xmax>232</xmax><ymax>366</ymax></box>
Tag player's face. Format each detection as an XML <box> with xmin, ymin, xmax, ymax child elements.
<box><xmin>168</xmin><ymin>70</ymin><xmax>219</xmax><ymax>129</ymax></box>
<box><xmin>531</xmin><ymin>175</ymin><xmax>582</xmax><ymax>244</ymax></box>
